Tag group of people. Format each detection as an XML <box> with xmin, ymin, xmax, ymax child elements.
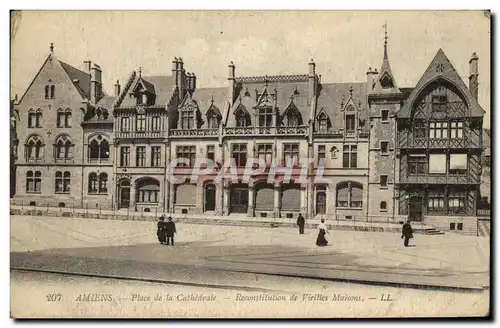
<box><xmin>157</xmin><ymin>215</ymin><xmax>177</xmax><ymax>246</ymax></box>
<box><xmin>296</xmin><ymin>213</ymin><xmax>414</xmax><ymax>247</ymax></box>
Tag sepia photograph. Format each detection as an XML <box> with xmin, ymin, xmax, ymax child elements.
<box><xmin>9</xmin><ymin>10</ymin><xmax>491</xmax><ymax>318</ymax></box>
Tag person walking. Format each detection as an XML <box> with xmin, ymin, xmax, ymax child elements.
<box><xmin>157</xmin><ymin>215</ymin><xmax>166</xmax><ymax>244</ymax></box>
<box><xmin>315</xmin><ymin>219</ymin><xmax>328</xmax><ymax>247</ymax></box>
<box><xmin>165</xmin><ymin>216</ymin><xmax>177</xmax><ymax>246</ymax></box>
<box><xmin>401</xmin><ymin>220</ymin><xmax>413</xmax><ymax>247</ymax></box>
<box><xmin>297</xmin><ymin>213</ymin><xmax>305</xmax><ymax>235</ymax></box>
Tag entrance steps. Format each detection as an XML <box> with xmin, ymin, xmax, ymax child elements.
<box><xmin>425</xmin><ymin>228</ymin><xmax>445</xmax><ymax>235</ymax></box>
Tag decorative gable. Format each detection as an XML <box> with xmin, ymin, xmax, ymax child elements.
<box><xmin>282</xmin><ymin>96</ymin><xmax>303</xmax><ymax>126</ymax></box>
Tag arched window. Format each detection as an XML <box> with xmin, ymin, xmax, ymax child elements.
<box><xmin>88</xmin><ymin>173</ymin><xmax>98</xmax><ymax>193</ymax></box>
<box><xmin>99</xmin><ymin>173</ymin><xmax>108</xmax><ymax>193</ymax></box>
<box><xmin>57</xmin><ymin>109</ymin><xmax>64</xmax><ymax>128</ymax></box>
<box><xmin>35</xmin><ymin>109</ymin><xmax>42</xmax><ymax>128</ymax></box>
<box><xmin>207</xmin><ymin>111</ymin><xmax>220</xmax><ymax>129</ymax></box>
<box><xmin>336</xmin><ymin>182</ymin><xmax>363</xmax><ymax>208</ymax></box>
<box><xmin>136</xmin><ymin>178</ymin><xmax>160</xmax><ymax>203</ymax></box>
<box><xmin>64</xmin><ymin>109</ymin><xmax>71</xmax><ymax>127</ymax></box>
<box><xmin>88</xmin><ymin>135</ymin><xmax>110</xmax><ymax>162</ymax></box>
<box><xmin>28</xmin><ymin>109</ymin><xmax>35</xmax><ymax>128</ymax></box>
<box><xmin>50</xmin><ymin>85</ymin><xmax>55</xmax><ymax>99</ymax></box>
<box><xmin>25</xmin><ymin>135</ymin><xmax>44</xmax><ymax>161</ymax></box>
<box><xmin>44</xmin><ymin>86</ymin><xmax>49</xmax><ymax>99</ymax></box>
<box><xmin>317</xmin><ymin>112</ymin><xmax>329</xmax><ymax>132</ymax></box>
<box><xmin>380</xmin><ymin>201</ymin><xmax>387</xmax><ymax>211</ymax></box>
<box><xmin>54</xmin><ymin>135</ymin><xmax>73</xmax><ymax>161</ymax></box>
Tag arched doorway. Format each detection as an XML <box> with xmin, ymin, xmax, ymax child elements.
<box><xmin>118</xmin><ymin>180</ymin><xmax>131</xmax><ymax>208</ymax></box>
<box><xmin>204</xmin><ymin>183</ymin><xmax>216</xmax><ymax>212</ymax></box>
<box><xmin>316</xmin><ymin>185</ymin><xmax>327</xmax><ymax>215</ymax></box>
<box><xmin>230</xmin><ymin>183</ymin><xmax>248</xmax><ymax>214</ymax></box>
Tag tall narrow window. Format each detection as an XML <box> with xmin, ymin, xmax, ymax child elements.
<box><xmin>27</xmin><ymin>171</ymin><xmax>42</xmax><ymax>193</ymax></box>
<box><xmin>55</xmin><ymin>171</ymin><xmax>70</xmax><ymax>193</ymax></box>
<box><xmin>343</xmin><ymin>145</ymin><xmax>357</xmax><ymax>168</ymax></box>
<box><xmin>414</xmin><ymin>120</ymin><xmax>427</xmax><ymax>139</ymax></box>
<box><xmin>88</xmin><ymin>173</ymin><xmax>98</xmax><ymax>193</ymax></box>
<box><xmin>283</xmin><ymin>143</ymin><xmax>299</xmax><ymax>166</ymax></box>
<box><xmin>317</xmin><ymin>113</ymin><xmax>328</xmax><ymax>132</ymax></box>
<box><xmin>50</xmin><ymin>85</ymin><xmax>55</xmax><ymax>99</ymax></box>
<box><xmin>448</xmin><ymin>190</ymin><xmax>466</xmax><ymax>214</ymax></box>
<box><xmin>257</xmin><ymin>144</ymin><xmax>273</xmax><ymax>165</ymax></box>
<box><xmin>151</xmin><ymin>146</ymin><xmax>161</xmax><ymax>167</ymax></box>
<box><xmin>99</xmin><ymin>173</ymin><xmax>108</xmax><ymax>193</ymax></box>
<box><xmin>176</xmin><ymin>145</ymin><xmax>196</xmax><ymax>167</ymax></box>
<box><xmin>380</xmin><ymin>175</ymin><xmax>388</xmax><ymax>187</ymax></box>
<box><xmin>54</xmin><ymin>135</ymin><xmax>73</xmax><ymax>161</ymax></box>
<box><xmin>28</xmin><ymin>111</ymin><xmax>35</xmax><ymax>128</ymax></box>
<box><xmin>318</xmin><ymin>145</ymin><xmax>326</xmax><ymax>165</ymax></box>
<box><xmin>345</xmin><ymin>114</ymin><xmax>356</xmax><ymax>133</ymax></box>
<box><xmin>57</xmin><ymin>110</ymin><xmax>64</xmax><ymax>128</ymax></box>
<box><xmin>64</xmin><ymin>109</ymin><xmax>71</xmax><ymax>127</ymax></box>
<box><xmin>381</xmin><ymin>110</ymin><xmax>389</xmax><ymax>121</ymax></box>
<box><xmin>136</xmin><ymin>146</ymin><xmax>146</xmax><ymax>167</ymax></box>
<box><xmin>207</xmin><ymin>112</ymin><xmax>219</xmax><ymax>129</ymax></box>
<box><xmin>380</xmin><ymin>141</ymin><xmax>389</xmax><ymax>154</ymax></box>
<box><xmin>207</xmin><ymin>145</ymin><xmax>215</xmax><ymax>162</ymax></box>
<box><xmin>151</xmin><ymin>116</ymin><xmax>161</xmax><ymax>131</ymax></box>
<box><xmin>121</xmin><ymin>117</ymin><xmax>130</xmax><ymax>132</ymax></box>
<box><xmin>44</xmin><ymin>86</ymin><xmax>49</xmax><ymax>99</ymax></box>
<box><xmin>136</xmin><ymin>114</ymin><xmax>146</xmax><ymax>132</ymax></box>
<box><xmin>450</xmin><ymin>121</ymin><xmax>464</xmax><ymax>139</ymax></box>
<box><xmin>35</xmin><ymin>110</ymin><xmax>42</xmax><ymax>128</ymax></box>
<box><xmin>120</xmin><ymin>146</ymin><xmax>130</xmax><ymax>166</ymax></box>
<box><xmin>258</xmin><ymin>108</ymin><xmax>273</xmax><ymax>127</ymax></box>
<box><xmin>181</xmin><ymin>109</ymin><xmax>195</xmax><ymax>129</ymax></box>
<box><xmin>429</xmin><ymin>122</ymin><xmax>448</xmax><ymax>139</ymax></box>
<box><xmin>232</xmin><ymin>144</ymin><xmax>247</xmax><ymax>167</ymax></box>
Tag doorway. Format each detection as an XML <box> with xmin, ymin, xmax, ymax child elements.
<box><xmin>409</xmin><ymin>196</ymin><xmax>423</xmax><ymax>221</ymax></box>
<box><xmin>230</xmin><ymin>184</ymin><xmax>248</xmax><ymax>214</ymax></box>
<box><xmin>204</xmin><ymin>183</ymin><xmax>216</xmax><ymax>212</ymax></box>
<box><xmin>119</xmin><ymin>180</ymin><xmax>131</xmax><ymax>209</ymax></box>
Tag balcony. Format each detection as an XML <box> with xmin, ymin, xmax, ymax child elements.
<box><xmin>399</xmin><ymin>137</ymin><xmax>479</xmax><ymax>150</ymax></box>
<box><xmin>170</xmin><ymin>129</ymin><xmax>219</xmax><ymax>138</ymax></box>
<box><xmin>399</xmin><ymin>174</ymin><xmax>479</xmax><ymax>185</ymax></box>
<box><xmin>115</xmin><ymin>131</ymin><xmax>165</xmax><ymax>139</ymax></box>
<box><xmin>224</xmin><ymin>125</ymin><xmax>308</xmax><ymax>137</ymax></box>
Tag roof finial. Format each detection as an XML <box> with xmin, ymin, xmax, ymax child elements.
<box><xmin>50</xmin><ymin>42</ymin><xmax>54</xmax><ymax>53</ymax></box>
<box><xmin>211</xmin><ymin>95</ymin><xmax>214</xmax><ymax>104</ymax></box>
<box><xmin>383</xmin><ymin>22</ymin><xmax>388</xmax><ymax>60</ymax></box>
<box><xmin>138</xmin><ymin>66</ymin><xmax>142</xmax><ymax>77</ymax></box>
<box><xmin>349</xmin><ymin>85</ymin><xmax>354</xmax><ymax>96</ymax></box>
<box><xmin>264</xmin><ymin>75</ymin><xmax>269</xmax><ymax>87</ymax></box>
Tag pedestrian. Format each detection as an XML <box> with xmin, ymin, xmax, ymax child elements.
<box><xmin>401</xmin><ymin>220</ymin><xmax>413</xmax><ymax>247</ymax></box>
<box><xmin>165</xmin><ymin>216</ymin><xmax>177</xmax><ymax>246</ymax></box>
<box><xmin>297</xmin><ymin>213</ymin><xmax>305</xmax><ymax>234</ymax></box>
<box><xmin>157</xmin><ymin>215</ymin><xmax>166</xmax><ymax>244</ymax></box>
<box><xmin>315</xmin><ymin>219</ymin><xmax>328</xmax><ymax>247</ymax></box>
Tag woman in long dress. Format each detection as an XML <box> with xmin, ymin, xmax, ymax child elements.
<box><xmin>157</xmin><ymin>215</ymin><xmax>167</xmax><ymax>244</ymax></box>
<box><xmin>316</xmin><ymin>219</ymin><xmax>328</xmax><ymax>247</ymax></box>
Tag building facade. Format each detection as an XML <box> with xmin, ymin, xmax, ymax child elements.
<box><xmin>13</xmin><ymin>40</ymin><xmax>487</xmax><ymax>230</ymax></box>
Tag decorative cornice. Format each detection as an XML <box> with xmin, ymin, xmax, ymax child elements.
<box><xmin>236</xmin><ymin>74</ymin><xmax>308</xmax><ymax>84</ymax></box>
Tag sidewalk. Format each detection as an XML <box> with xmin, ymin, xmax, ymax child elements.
<box><xmin>10</xmin><ymin>216</ymin><xmax>489</xmax><ymax>290</ymax></box>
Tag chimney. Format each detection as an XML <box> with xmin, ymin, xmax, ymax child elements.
<box><xmin>83</xmin><ymin>60</ymin><xmax>92</xmax><ymax>74</ymax></box>
<box><xmin>114</xmin><ymin>80</ymin><xmax>121</xmax><ymax>97</ymax></box>
<box><xmin>177</xmin><ymin>57</ymin><xmax>186</xmax><ymax>100</ymax></box>
<box><xmin>366</xmin><ymin>67</ymin><xmax>378</xmax><ymax>93</ymax></box>
<box><xmin>186</xmin><ymin>72</ymin><xmax>192</xmax><ymax>93</ymax></box>
<box><xmin>308</xmin><ymin>58</ymin><xmax>316</xmax><ymax>97</ymax></box>
<box><xmin>172</xmin><ymin>57</ymin><xmax>179</xmax><ymax>86</ymax></box>
<box><xmin>90</xmin><ymin>63</ymin><xmax>102</xmax><ymax>105</ymax></box>
<box><xmin>228</xmin><ymin>61</ymin><xmax>236</xmax><ymax>105</ymax></box>
<box><xmin>469</xmin><ymin>52</ymin><xmax>479</xmax><ymax>100</ymax></box>
<box><xmin>191</xmin><ymin>73</ymin><xmax>196</xmax><ymax>93</ymax></box>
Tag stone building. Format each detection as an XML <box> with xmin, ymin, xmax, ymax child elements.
<box><xmin>12</xmin><ymin>38</ymin><xmax>486</xmax><ymax>231</ymax></box>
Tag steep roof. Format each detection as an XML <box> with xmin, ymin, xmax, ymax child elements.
<box><xmin>190</xmin><ymin>87</ymin><xmax>227</xmax><ymax>128</ymax></box>
<box><xmin>224</xmin><ymin>75</ymin><xmax>310</xmax><ymax>127</ymax></box>
<box><xmin>398</xmin><ymin>49</ymin><xmax>485</xmax><ymax>118</ymax></box>
<box><xmin>371</xmin><ymin>37</ymin><xmax>401</xmax><ymax>95</ymax></box>
<box><xmin>316</xmin><ymin>82</ymin><xmax>369</xmax><ymax>132</ymax></box>
<box><xmin>59</xmin><ymin>60</ymin><xmax>91</xmax><ymax>99</ymax></box>
<box><xmin>117</xmin><ymin>73</ymin><xmax>174</xmax><ymax>107</ymax></box>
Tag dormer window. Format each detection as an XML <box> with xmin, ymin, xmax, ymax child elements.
<box><xmin>345</xmin><ymin>114</ymin><xmax>356</xmax><ymax>133</ymax></box>
<box><xmin>258</xmin><ymin>107</ymin><xmax>273</xmax><ymax>127</ymax></box>
<box><xmin>380</xmin><ymin>75</ymin><xmax>394</xmax><ymax>89</ymax></box>
<box><xmin>180</xmin><ymin>108</ymin><xmax>195</xmax><ymax>129</ymax></box>
<box><xmin>207</xmin><ymin>112</ymin><xmax>220</xmax><ymax>129</ymax></box>
<box><xmin>288</xmin><ymin>114</ymin><xmax>298</xmax><ymax>127</ymax></box>
<box><xmin>136</xmin><ymin>92</ymin><xmax>148</xmax><ymax>105</ymax></box>
<box><xmin>236</xmin><ymin>113</ymin><xmax>250</xmax><ymax>127</ymax></box>
<box><xmin>317</xmin><ymin>112</ymin><xmax>329</xmax><ymax>132</ymax></box>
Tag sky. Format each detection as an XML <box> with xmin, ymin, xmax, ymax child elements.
<box><xmin>10</xmin><ymin>11</ymin><xmax>491</xmax><ymax>126</ymax></box>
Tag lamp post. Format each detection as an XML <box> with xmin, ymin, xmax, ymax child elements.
<box><xmin>405</xmin><ymin>194</ymin><xmax>410</xmax><ymax>223</ymax></box>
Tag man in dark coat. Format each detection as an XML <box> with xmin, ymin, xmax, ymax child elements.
<box><xmin>165</xmin><ymin>216</ymin><xmax>177</xmax><ymax>246</ymax></box>
<box><xmin>401</xmin><ymin>220</ymin><xmax>413</xmax><ymax>247</ymax></box>
<box><xmin>157</xmin><ymin>215</ymin><xmax>166</xmax><ymax>244</ymax></box>
<box><xmin>296</xmin><ymin>213</ymin><xmax>305</xmax><ymax>234</ymax></box>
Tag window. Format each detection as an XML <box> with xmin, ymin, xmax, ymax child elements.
<box><xmin>88</xmin><ymin>173</ymin><xmax>98</xmax><ymax>193</ymax></box>
<box><xmin>136</xmin><ymin>114</ymin><xmax>146</xmax><ymax>132</ymax></box>
<box><xmin>151</xmin><ymin>146</ymin><xmax>161</xmax><ymax>167</ymax></box>
<box><xmin>448</xmin><ymin>191</ymin><xmax>466</xmax><ymax>214</ymax></box>
<box><xmin>25</xmin><ymin>136</ymin><xmax>44</xmax><ymax>161</ymax></box>
<box><xmin>64</xmin><ymin>110</ymin><xmax>71</xmax><ymax>127</ymax></box>
<box><xmin>151</xmin><ymin>116</ymin><xmax>161</xmax><ymax>131</ymax></box>
<box><xmin>432</xmin><ymin>95</ymin><xmax>447</xmax><ymax>111</ymax></box>
<box><xmin>450</xmin><ymin>222</ymin><xmax>456</xmax><ymax>230</ymax></box>
<box><xmin>287</xmin><ymin>114</ymin><xmax>299</xmax><ymax>127</ymax></box>
<box><xmin>414</xmin><ymin>120</ymin><xmax>427</xmax><ymax>139</ymax></box>
<box><xmin>318</xmin><ymin>145</ymin><xmax>326</xmax><ymax>165</ymax></box>
<box><xmin>232</xmin><ymin>144</ymin><xmax>247</xmax><ymax>167</ymax></box>
<box><xmin>428</xmin><ymin>196</ymin><xmax>445</xmax><ymax>213</ymax></box>
<box><xmin>380</xmin><ymin>175</ymin><xmax>388</xmax><ymax>187</ymax></box>
<box><xmin>54</xmin><ymin>135</ymin><xmax>73</xmax><ymax>161</ymax></box>
<box><xmin>381</xmin><ymin>110</ymin><xmax>389</xmax><ymax>121</ymax></box>
<box><xmin>408</xmin><ymin>155</ymin><xmax>426</xmax><ymax>175</ymax></box>
<box><xmin>176</xmin><ymin>145</ymin><xmax>196</xmax><ymax>167</ymax></box>
<box><xmin>136</xmin><ymin>146</ymin><xmax>146</xmax><ymax>167</ymax></box>
<box><xmin>121</xmin><ymin>117</ymin><xmax>130</xmax><ymax>132</ymax></box>
<box><xmin>28</xmin><ymin>111</ymin><xmax>35</xmax><ymax>128</ymax></box>
<box><xmin>283</xmin><ymin>143</ymin><xmax>299</xmax><ymax>166</ymax></box>
<box><xmin>181</xmin><ymin>109</ymin><xmax>195</xmax><ymax>129</ymax></box>
<box><xmin>50</xmin><ymin>85</ymin><xmax>55</xmax><ymax>99</ymax></box>
<box><xmin>257</xmin><ymin>144</ymin><xmax>273</xmax><ymax>165</ymax></box>
<box><xmin>57</xmin><ymin>111</ymin><xmax>64</xmax><ymax>128</ymax></box>
<box><xmin>429</xmin><ymin>122</ymin><xmax>448</xmax><ymax>139</ymax></box>
<box><xmin>136</xmin><ymin>179</ymin><xmax>160</xmax><ymax>203</ymax></box>
<box><xmin>136</xmin><ymin>92</ymin><xmax>147</xmax><ymax>105</ymax></box>
<box><xmin>55</xmin><ymin>171</ymin><xmax>70</xmax><ymax>193</ymax></box>
<box><xmin>33</xmin><ymin>110</ymin><xmax>42</xmax><ymax>128</ymax></box>
<box><xmin>98</xmin><ymin>173</ymin><xmax>108</xmax><ymax>193</ymax></box>
<box><xmin>450</xmin><ymin>121</ymin><xmax>464</xmax><ymax>139</ymax></box>
<box><xmin>336</xmin><ymin>182</ymin><xmax>363</xmax><ymax>208</ymax></box>
<box><xmin>317</xmin><ymin>113</ymin><xmax>329</xmax><ymax>132</ymax></box>
<box><xmin>380</xmin><ymin>141</ymin><xmax>389</xmax><ymax>154</ymax></box>
<box><xmin>207</xmin><ymin>112</ymin><xmax>220</xmax><ymax>129</ymax></box>
<box><xmin>449</xmin><ymin>154</ymin><xmax>467</xmax><ymax>175</ymax></box>
<box><xmin>258</xmin><ymin>108</ymin><xmax>273</xmax><ymax>127</ymax></box>
<box><xmin>120</xmin><ymin>146</ymin><xmax>130</xmax><ymax>166</ymax></box>
<box><xmin>342</xmin><ymin>145</ymin><xmax>357</xmax><ymax>168</ymax></box>
<box><xmin>26</xmin><ymin>171</ymin><xmax>41</xmax><ymax>193</ymax></box>
<box><xmin>44</xmin><ymin>85</ymin><xmax>49</xmax><ymax>99</ymax></box>
<box><xmin>207</xmin><ymin>145</ymin><xmax>215</xmax><ymax>162</ymax></box>
<box><xmin>345</xmin><ymin>114</ymin><xmax>356</xmax><ymax>132</ymax></box>
<box><xmin>380</xmin><ymin>201</ymin><xmax>387</xmax><ymax>211</ymax></box>
<box><xmin>429</xmin><ymin>154</ymin><xmax>446</xmax><ymax>174</ymax></box>
<box><xmin>88</xmin><ymin>136</ymin><xmax>109</xmax><ymax>162</ymax></box>
<box><xmin>236</xmin><ymin>112</ymin><xmax>250</xmax><ymax>127</ymax></box>
<box><xmin>457</xmin><ymin>223</ymin><xmax>463</xmax><ymax>231</ymax></box>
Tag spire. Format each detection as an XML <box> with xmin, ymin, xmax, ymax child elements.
<box><xmin>138</xmin><ymin>66</ymin><xmax>142</xmax><ymax>78</ymax></box>
<box><xmin>371</xmin><ymin>22</ymin><xmax>401</xmax><ymax>95</ymax></box>
<box><xmin>383</xmin><ymin>23</ymin><xmax>388</xmax><ymax>60</ymax></box>
<box><xmin>50</xmin><ymin>42</ymin><xmax>54</xmax><ymax>53</ymax></box>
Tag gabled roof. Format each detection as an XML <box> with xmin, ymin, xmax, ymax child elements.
<box><xmin>132</xmin><ymin>77</ymin><xmax>156</xmax><ymax>94</ymax></box>
<box><xmin>372</xmin><ymin>40</ymin><xmax>401</xmax><ymax>95</ymax></box>
<box><xmin>398</xmin><ymin>49</ymin><xmax>485</xmax><ymax>118</ymax></box>
<box><xmin>59</xmin><ymin>60</ymin><xmax>91</xmax><ymax>99</ymax></box>
<box><xmin>116</xmin><ymin>73</ymin><xmax>174</xmax><ymax>107</ymax></box>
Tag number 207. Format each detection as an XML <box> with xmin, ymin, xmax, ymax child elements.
<box><xmin>46</xmin><ymin>294</ymin><xmax>62</xmax><ymax>301</ymax></box>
